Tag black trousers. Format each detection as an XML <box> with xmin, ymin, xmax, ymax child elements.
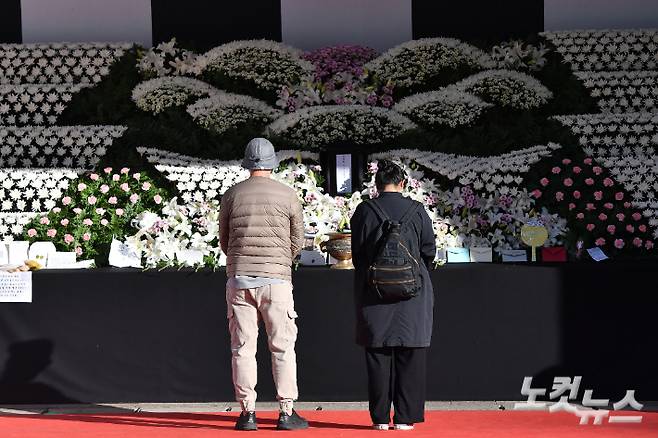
<box><xmin>365</xmin><ymin>347</ymin><xmax>427</xmax><ymax>424</ymax></box>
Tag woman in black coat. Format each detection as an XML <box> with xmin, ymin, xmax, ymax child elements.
<box><xmin>350</xmin><ymin>160</ymin><xmax>437</xmax><ymax>430</ymax></box>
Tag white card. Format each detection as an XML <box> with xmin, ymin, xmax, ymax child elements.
<box><xmin>587</xmin><ymin>247</ymin><xmax>609</xmax><ymax>262</ymax></box>
<box><xmin>47</xmin><ymin>252</ymin><xmax>77</xmax><ymax>268</ymax></box>
<box><xmin>470</xmin><ymin>247</ymin><xmax>493</xmax><ymax>263</ymax></box>
<box><xmin>7</xmin><ymin>241</ymin><xmax>30</xmax><ymax>265</ymax></box>
<box><xmin>0</xmin><ymin>271</ymin><xmax>32</xmax><ymax>303</ymax></box>
<box><xmin>0</xmin><ymin>242</ymin><xmax>8</xmax><ymax>265</ymax></box>
<box><xmin>176</xmin><ymin>249</ymin><xmax>204</xmax><ymax>266</ymax></box>
<box><xmin>28</xmin><ymin>241</ymin><xmax>57</xmax><ymax>265</ymax></box>
<box><xmin>108</xmin><ymin>238</ymin><xmax>142</xmax><ymax>268</ymax></box>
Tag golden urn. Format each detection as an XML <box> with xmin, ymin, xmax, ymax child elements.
<box><xmin>320</xmin><ymin>232</ymin><xmax>354</xmax><ymax>270</ymax></box>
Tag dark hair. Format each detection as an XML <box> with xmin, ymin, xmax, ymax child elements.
<box><xmin>375</xmin><ymin>160</ymin><xmax>406</xmax><ymax>191</ymax></box>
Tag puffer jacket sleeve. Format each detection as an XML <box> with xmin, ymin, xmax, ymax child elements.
<box><xmin>219</xmin><ymin>190</ymin><xmax>233</xmax><ymax>255</ymax></box>
<box><xmin>290</xmin><ymin>193</ymin><xmax>304</xmax><ymax>258</ymax></box>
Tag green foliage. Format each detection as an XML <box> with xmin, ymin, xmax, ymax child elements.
<box><xmin>22</xmin><ymin>168</ymin><xmax>170</xmax><ymax>264</ymax></box>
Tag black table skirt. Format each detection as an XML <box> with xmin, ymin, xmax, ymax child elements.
<box><xmin>0</xmin><ymin>263</ymin><xmax>656</xmax><ymax>404</ymax></box>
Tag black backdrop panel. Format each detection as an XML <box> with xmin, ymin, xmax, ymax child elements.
<box><xmin>412</xmin><ymin>0</ymin><xmax>544</xmax><ymax>42</ymax></box>
<box><xmin>151</xmin><ymin>0</ymin><xmax>282</xmax><ymax>51</ymax></box>
<box><xmin>1</xmin><ymin>264</ymin><xmax>657</xmax><ymax>404</ymax></box>
<box><xmin>0</xmin><ymin>0</ymin><xmax>22</xmax><ymax>43</ymax></box>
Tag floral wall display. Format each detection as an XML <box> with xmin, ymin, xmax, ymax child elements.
<box><xmin>0</xmin><ymin>42</ymin><xmax>132</xmax><ymax>85</ymax></box>
<box><xmin>115</xmin><ymin>35</ymin><xmax>594</xmax><ymax>159</ymax></box>
<box><xmin>555</xmin><ymin>113</ymin><xmax>658</xmax><ymax>234</ymax></box>
<box><xmin>0</xmin><ymin>83</ymin><xmax>92</xmax><ymax>126</ymax></box>
<box><xmin>1</xmin><ymin>168</ymin><xmax>81</xmax><ymax>214</ymax></box>
<box><xmin>372</xmin><ymin>144</ymin><xmax>561</xmax><ymax>194</ymax></box>
<box><xmin>0</xmin><ymin>125</ymin><xmax>126</xmax><ymax>169</ymax></box>
<box><xmin>540</xmin><ymin>29</ymin><xmax>658</xmax><ymax>72</ymax></box>
<box><xmin>2</xmin><ymin>29</ymin><xmax>658</xmax><ymax>265</ymax></box>
<box><xmin>574</xmin><ymin>71</ymin><xmax>657</xmax><ymax>114</ymax></box>
<box><xmin>528</xmin><ymin>154</ymin><xmax>655</xmax><ymax>253</ymax></box>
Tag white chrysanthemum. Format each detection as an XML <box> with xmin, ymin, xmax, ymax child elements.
<box><xmin>0</xmin><ymin>212</ymin><xmax>45</xmax><ymax>241</ymax></box>
<box><xmin>541</xmin><ymin>29</ymin><xmax>658</xmax><ymax>71</ymax></box>
<box><xmin>0</xmin><ymin>84</ymin><xmax>91</xmax><ymax>126</ymax></box>
<box><xmin>365</xmin><ymin>38</ymin><xmax>496</xmax><ymax>87</ymax></box>
<box><xmin>454</xmin><ymin>69</ymin><xmax>553</xmax><ymax>109</ymax></box>
<box><xmin>265</xmin><ymin>105</ymin><xmax>416</xmax><ymax>147</ymax></box>
<box><xmin>370</xmin><ymin>144</ymin><xmax>560</xmax><ymax>191</ymax></box>
<box><xmin>394</xmin><ymin>88</ymin><xmax>493</xmax><ymax>128</ymax></box>
<box><xmin>202</xmin><ymin>40</ymin><xmax>314</xmax><ymax>91</ymax></box>
<box><xmin>574</xmin><ymin>70</ymin><xmax>658</xmax><ymax>114</ymax></box>
<box><xmin>0</xmin><ymin>168</ymin><xmax>82</xmax><ymax>214</ymax></box>
<box><xmin>186</xmin><ymin>91</ymin><xmax>283</xmax><ymax>135</ymax></box>
<box><xmin>0</xmin><ymin>42</ymin><xmax>131</xmax><ymax>85</ymax></box>
<box><xmin>0</xmin><ymin>125</ymin><xmax>125</xmax><ymax>169</ymax></box>
<box><xmin>132</xmin><ymin>76</ymin><xmax>217</xmax><ymax>114</ymax></box>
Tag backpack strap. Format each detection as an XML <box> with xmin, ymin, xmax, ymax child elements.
<box><xmin>398</xmin><ymin>202</ymin><xmax>421</xmax><ymax>226</ymax></box>
<box><xmin>365</xmin><ymin>199</ymin><xmax>391</xmax><ymax>223</ymax></box>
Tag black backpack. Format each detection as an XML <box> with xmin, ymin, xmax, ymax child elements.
<box><xmin>366</xmin><ymin>199</ymin><xmax>422</xmax><ymax>303</ymax></box>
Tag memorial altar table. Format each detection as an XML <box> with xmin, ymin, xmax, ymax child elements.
<box><xmin>0</xmin><ymin>264</ymin><xmax>656</xmax><ymax>404</ymax></box>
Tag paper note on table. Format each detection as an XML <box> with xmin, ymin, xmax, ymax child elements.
<box><xmin>0</xmin><ymin>271</ymin><xmax>32</xmax><ymax>303</ymax></box>
<box><xmin>587</xmin><ymin>247</ymin><xmax>608</xmax><ymax>262</ymax></box>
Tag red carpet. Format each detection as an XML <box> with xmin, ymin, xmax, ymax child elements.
<box><xmin>1</xmin><ymin>410</ymin><xmax>657</xmax><ymax>437</ymax></box>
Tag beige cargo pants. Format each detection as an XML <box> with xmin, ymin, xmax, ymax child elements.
<box><xmin>226</xmin><ymin>279</ymin><xmax>299</xmax><ymax>412</ymax></box>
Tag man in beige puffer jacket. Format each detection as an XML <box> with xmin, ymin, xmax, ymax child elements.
<box><xmin>219</xmin><ymin>138</ymin><xmax>307</xmax><ymax>431</ymax></box>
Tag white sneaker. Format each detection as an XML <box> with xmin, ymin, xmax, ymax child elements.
<box><xmin>394</xmin><ymin>424</ymin><xmax>415</xmax><ymax>430</ymax></box>
<box><xmin>373</xmin><ymin>424</ymin><xmax>390</xmax><ymax>430</ymax></box>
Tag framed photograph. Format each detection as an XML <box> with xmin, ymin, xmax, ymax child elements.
<box><xmin>320</xmin><ymin>143</ymin><xmax>367</xmax><ymax>196</ymax></box>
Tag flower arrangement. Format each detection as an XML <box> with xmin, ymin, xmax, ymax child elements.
<box><xmin>202</xmin><ymin>40</ymin><xmax>314</xmax><ymax>92</ymax></box>
<box><xmin>132</xmin><ymin>76</ymin><xmax>217</xmax><ymax>114</ymax></box>
<box><xmin>363</xmin><ymin>158</ymin><xmax>567</xmax><ymax>251</ymax></box>
<box><xmin>265</xmin><ymin>105</ymin><xmax>416</xmax><ymax>147</ymax></box>
<box><xmin>276</xmin><ymin>45</ymin><xmax>394</xmax><ymax>112</ymax></box>
<box><xmin>273</xmin><ymin>160</ymin><xmax>362</xmax><ymax>237</ymax></box>
<box><xmin>22</xmin><ymin>167</ymin><xmax>169</xmax><ymax>260</ymax></box>
<box><xmin>364</xmin><ymin>38</ymin><xmax>496</xmax><ymax>88</ymax></box>
<box><xmin>302</xmin><ymin>45</ymin><xmax>379</xmax><ymax>82</ymax></box>
<box><xmin>0</xmin><ymin>125</ymin><xmax>126</xmax><ymax>169</ymax></box>
<box><xmin>491</xmin><ymin>40</ymin><xmax>550</xmax><ymax>71</ymax></box>
<box><xmin>529</xmin><ymin>156</ymin><xmax>655</xmax><ymax>252</ymax></box>
<box><xmin>137</xmin><ymin>38</ymin><xmax>207</xmax><ymax>78</ymax></box>
<box><xmin>187</xmin><ymin>91</ymin><xmax>282</xmax><ymax>135</ymax></box>
<box><xmin>1</xmin><ymin>168</ymin><xmax>81</xmax><ymax>213</ymax></box>
<box><xmin>0</xmin><ymin>83</ymin><xmax>91</xmax><ymax>126</ymax></box>
<box><xmin>126</xmin><ymin>197</ymin><xmax>222</xmax><ymax>268</ymax></box>
<box><xmin>454</xmin><ymin>70</ymin><xmax>553</xmax><ymax>109</ymax></box>
<box><xmin>275</xmin><ymin>72</ymin><xmax>395</xmax><ymax>112</ymax></box>
<box><xmin>541</xmin><ymin>29</ymin><xmax>658</xmax><ymax>71</ymax></box>
<box><xmin>0</xmin><ymin>42</ymin><xmax>131</xmax><ymax>85</ymax></box>
<box><xmin>574</xmin><ymin>70</ymin><xmax>657</xmax><ymax>114</ymax></box>
<box><xmin>394</xmin><ymin>88</ymin><xmax>493</xmax><ymax>128</ymax></box>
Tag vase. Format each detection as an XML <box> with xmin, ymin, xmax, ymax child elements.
<box><xmin>320</xmin><ymin>232</ymin><xmax>354</xmax><ymax>270</ymax></box>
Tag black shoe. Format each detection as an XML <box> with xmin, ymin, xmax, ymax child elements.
<box><xmin>277</xmin><ymin>409</ymin><xmax>309</xmax><ymax>430</ymax></box>
<box><xmin>235</xmin><ymin>411</ymin><xmax>258</xmax><ymax>431</ymax></box>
